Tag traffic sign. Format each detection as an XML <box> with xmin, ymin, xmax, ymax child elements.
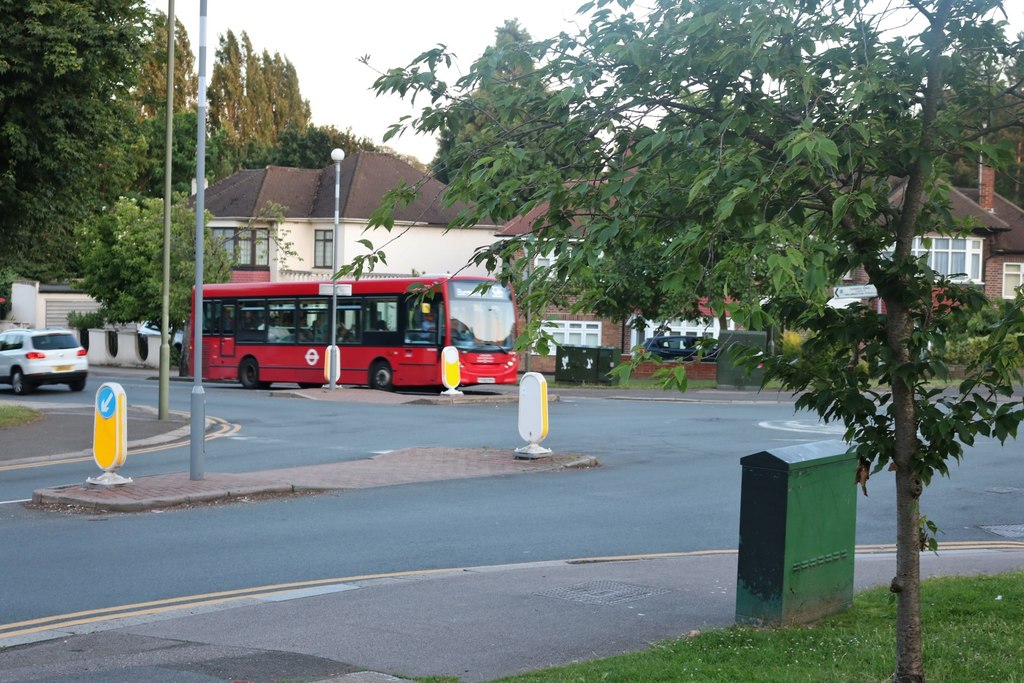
<box><xmin>318</xmin><ymin>283</ymin><xmax>353</xmax><ymax>297</ymax></box>
<box><xmin>833</xmin><ymin>284</ymin><xmax>877</xmax><ymax>298</ymax></box>
<box><xmin>89</xmin><ymin>382</ymin><xmax>131</xmax><ymax>485</ymax></box>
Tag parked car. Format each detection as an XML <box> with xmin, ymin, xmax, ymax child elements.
<box><xmin>641</xmin><ymin>335</ymin><xmax>719</xmax><ymax>362</ymax></box>
<box><xmin>0</xmin><ymin>328</ymin><xmax>89</xmax><ymax>394</ymax></box>
<box><xmin>138</xmin><ymin>321</ymin><xmax>184</xmax><ymax>350</ymax></box>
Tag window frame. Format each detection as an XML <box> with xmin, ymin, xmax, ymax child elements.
<box><xmin>1003</xmin><ymin>262</ymin><xmax>1024</xmax><ymax>299</ymax></box>
<box><xmin>212</xmin><ymin>226</ymin><xmax>271</xmax><ymax>269</ymax></box>
<box><xmin>540</xmin><ymin>319</ymin><xmax>602</xmax><ymax>355</ymax></box>
<box><xmin>910</xmin><ymin>235</ymin><xmax>983</xmax><ymax>283</ymax></box>
<box><xmin>314</xmin><ymin>229</ymin><xmax>333</xmax><ymax>269</ymax></box>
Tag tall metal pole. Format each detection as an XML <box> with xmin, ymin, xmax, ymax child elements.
<box><xmin>328</xmin><ymin>148</ymin><xmax>344</xmax><ymax>390</ymax></box>
<box><xmin>190</xmin><ymin>0</ymin><xmax>208</xmax><ymax>480</ymax></box>
<box><xmin>159</xmin><ymin>0</ymin><xmax>175</xmax><ymax>421</ymax></box>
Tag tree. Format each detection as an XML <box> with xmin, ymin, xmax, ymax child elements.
<box><xmin>269</xmin><ymin>123</ymin><xmax>380</xmax><ymax>169</ymax></box>
<box><xmin>208</xmin><ymin>30</ymin><xmax>311</xmax><ymax>172</ymax></box>
<box><xmin>372</xmin><ymin>1</ymin><xmax>1024</xmax><ymax>680</ymax></box>
<box><xmin>75</xmin><ymin>196</ymin><xmax>232</xmax><ymax>328</ymax></box>
<box><xmin>427</xmin><ymin>19</ymin><xmax>575</xmax><ymax>186</ymax></box>
<box><xmin>135</xmin><ymin>9</ymin><xmax>197</xmax><ymax>117</ymax></box>
<box><xmin>0</xmin><ymin>0</ymin><xmax>148</xmax><ymax>280</ymax></box>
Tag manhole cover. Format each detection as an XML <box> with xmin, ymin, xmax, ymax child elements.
<box><xmin>537</xmin><ymin>580</ymin><xmax>670</xmax><ymax>605</ymax></box>
<box><xmin>980</xmin><ymin>524</ymin><xmax>1024</xmax><ymax>539</ymax></box>
<box><xmin>985</xmin><ymin>487</ymin><xmax>1021</xmax><ymax>495</ymax></box>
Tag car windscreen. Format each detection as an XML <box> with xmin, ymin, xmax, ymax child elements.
<box><xmin>32</xmin><ymin>333</ymin><xmax>79</xmax><ymax>350</ymax></box>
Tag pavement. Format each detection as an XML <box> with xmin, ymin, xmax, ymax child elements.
<box><xmin>3</xmin><ymin>373</ymin><xmax>1024</xmax><ymax>682</ymax></box>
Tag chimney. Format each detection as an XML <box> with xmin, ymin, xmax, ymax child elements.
<box><xmin>979</xmin><ymin>164</ymin><xmax>995</xmax><ymax>212</ymax></box>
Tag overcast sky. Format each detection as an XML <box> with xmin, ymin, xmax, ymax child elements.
<box><xmin>150</xmin><ymin>1</ymin><xmax>596</xmax><ymax>165</ymax></box>
<box><xmin>151</xmin><ymin>2</ymin><xmax>1024</xmax><ymax>167</ymax></box>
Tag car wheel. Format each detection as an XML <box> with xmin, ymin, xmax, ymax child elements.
<box><xmin>238</xmin><ymin>358</ymin><xmax>261</xmax><ymax>390</ymax></box>
<box><xmin>369</xmin><ymin>360</ymin><xmax>394</xmax><ymax>391</ymax></box>
<box><xmin>11</xmin><ymin>369</ymin><xmax>33</xmax><ymax>395</ymax></box>
<box><xmin>68</xmin><ymin>379</ymin><xmax>86</xmax><ymax>392</ymax></box>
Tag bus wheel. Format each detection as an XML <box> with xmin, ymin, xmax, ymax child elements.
<box><xmin>369</xmin><ymin>360</ymin><xmax>394</xmax><ymax>392</ymax></box>
<box><xmin>239</xmin><ymin>358</ymin><xmax>261</xmax><ymax>390</ymax></box>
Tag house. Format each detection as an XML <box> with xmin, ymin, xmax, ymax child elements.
<box><xmin>939</xmin><ymin>167</ymin><xmax>1024</xmax><ymax>300</ymax></box>
<box><xmin>497</xmin><ymin>166</ymin><xmax>1024</xmax><ymax>375</ymax></box>
<box><xmin>834</xmin><ymin>169</ymin><xmax>1024</xmax><ymax>303</ymax></box>
<box><xmin>203</xmin><ymin>152</ymin><xmax>502</xmax><ymax>282</ymax></box>
<box><xmin>496</xmin><ymin>202</ymin><xmax>731</xmax><ymax>376</ymax></box>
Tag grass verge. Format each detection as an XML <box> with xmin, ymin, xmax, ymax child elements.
<box><xmin>0</xmin><ymin>404</ymin><xmax>42</xmax><ymax>429</ymax></box>
<box><xmin>422</xmin><ymin>571</ymin><xmax>1024</xmax><ymax>683</ymax></box>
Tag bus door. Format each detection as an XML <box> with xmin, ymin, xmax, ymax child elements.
<box><xmin>400</xmin><ymin>298</ymin><xmax>444</xmax><ymax>385</ymax></box>
<box><xmin>220</xmin><ymin>303</ymin><xmax>237</xmax><ymax>358</ymax></box>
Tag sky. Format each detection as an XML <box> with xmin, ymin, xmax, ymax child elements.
<box><xmin>150</xmin><ymin>1</ymin><xmax>597</xmax><ymax>165</ymax></box>
<box><xmin>151</xmin><ymin>2</ymin><xmax>1024</xmax><ymax>167</ymax></box>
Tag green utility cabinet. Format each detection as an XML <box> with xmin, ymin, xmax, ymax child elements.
<box><xmin>555</xmin><ymin>345</ymin><xmax>585</xmax><ymax>383</ymax></box>
<box><xmin>736</xmin><ymin>440</ymin><xmax>857</xmax><ymax>626</ymax></box>
<box><xmin>716</xmin><ymin>331</ymin><xmax>767</xmax><ymax>389</ymax></box>
<box><xmin>554</xmin><ymin>345</ymin><xmax>616</xmax><ymax>384</ymax></box>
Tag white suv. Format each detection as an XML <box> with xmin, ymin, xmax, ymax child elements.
<box><xmin>0</xmin><ymin>328</ymin><xmax>89</xmax><ymax>395</ymax></box>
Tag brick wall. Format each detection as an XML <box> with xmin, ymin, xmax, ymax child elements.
<box><xmin>230</xmin><ymin>270</ymin><xmax>271</xmax><ymax>284</ymax></box>
<box><xmin>625</xmin><ymin>357</ymin><xmax>718</xmax><ymax>381</ymax></box>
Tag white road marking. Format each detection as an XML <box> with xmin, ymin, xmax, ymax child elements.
<box><xmin>758</xmin><ymin>420</ymin><xmax>846</xmax><ymax>435</ymax></box>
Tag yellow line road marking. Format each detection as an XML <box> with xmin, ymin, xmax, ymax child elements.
<box><xmin>3</xmin><ymin>541</ymin><xmax>1022</xmax><ymax>640</ymax></box>
<box><xmin>0</xmin><ymin>567</ymin><xmax>457</xmax><ymax>639</ymax></box>
<box><xmin>0</xmin><ymin>417</ymin><xmax>238</xmax><ymax>472</ymax></box>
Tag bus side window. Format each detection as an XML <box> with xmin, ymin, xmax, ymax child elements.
<box><xmin>365</xmin><ymin>298</ymin><xmax>397</xmax><ymax>333</ymax></box>
<box><xmin>338</xmin><ymin>306</ymin><xmax>360</xmax><ymax>343</ymax></box>
<box><xmin>203</xmin><ymin>301</ymin><xmax>221</xmax><ymax>334</ymax></box>
<box><xmin>221</xmin><ymin>304</ymin><xmax>236</xmax><ymax>335</ymax></box>
<box><xmin>238</xmin><ymin>301</ymin><xmax>267</xmax><ymax>343</ymax></box>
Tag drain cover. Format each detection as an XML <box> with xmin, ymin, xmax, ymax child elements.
<box><xmin>537</xmin><ymin>580</ymin><xmax>670</xmax><ymax>605</ymax></box>
<box><xmin>980</xmin><ymin>524</ymin><xmax>1024</xmax><ymax>539</ymax></box>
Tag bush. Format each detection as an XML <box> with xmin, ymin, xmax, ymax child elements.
<box><xmin>781</xmin><ymin>330</ymin><xmax>805</xmax><ymax>359</ymax></box>
<box><xmin>67</xmin><ymin>310</ymin><xmax>106</xmax><ymax>330</ymax></box>
<box><xmin>941</xmin><ymin>335</ymin><xmax>1024</xmax><ymax>368</ymax></box>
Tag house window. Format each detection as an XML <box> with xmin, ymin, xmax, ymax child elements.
<box><xmin>213</xmin><ymin>227</ymin><xmax>269</xmax><ymax>268</ymax></box>
<box><xmin>911</xmin><ymin>236</ymin><xmax>983</xmax><ymax>282</ymax></box>
<box><xmin>540</xmin><ymin>320</ymin><xmax>602</xmax><ymax>354</ymax></box>
<box><xmin>315</xmin><ymin>229</ymin><xmax>333</xmax><ymax>269</ymax></box>
<box><xmin>1004</xmin><ymin>263</ymin><xmax>1024</xmax><ymax>299</ymax></box>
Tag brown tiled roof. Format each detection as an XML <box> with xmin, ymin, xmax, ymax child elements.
<box><xmin>498</xmin><ymin>201</ymin><xmax>550</xmax><ymax>236</ymax></box>
<box><xmin>204</xmin><ymin>152</ymin><xmax>485</xmax><ymax>226</ymax></box>
<box><xmin>887</xmin><ymin>178</ymin><xmax>1024</xmax><ymax>253</ymax></box>
<box><xmin>956</xmin><ymin>188</ymin><xmax>1024</xmax><ymax>253</ymax></box>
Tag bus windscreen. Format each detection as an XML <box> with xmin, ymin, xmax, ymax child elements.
<box><xmin>448</xmin><ymin>281</ymin><xmax>516</xmax><ymax>353</ymax></box>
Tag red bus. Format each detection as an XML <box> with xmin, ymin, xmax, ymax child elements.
<box><xmin>189</xmin><ymin>276</ymin><xmax>518</xmax><ymax>390</ymax></box>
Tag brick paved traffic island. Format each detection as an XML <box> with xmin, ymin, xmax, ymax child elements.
<box><xmin>30</xmin><ymin>448</ymin><xmax>598</xmax><ymax>513</ymax></box>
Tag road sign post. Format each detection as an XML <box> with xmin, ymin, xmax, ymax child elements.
<box><xmin>87</xmin><ymin>382</ymin><xmax>132</xmax><ymax>486</ymax></box>
<box><xmin>515</xmin><ymin>372</ymin><xmax>551</xmax><ymax>459</ymax></box>
<box><xmin>440</xmin><ymin>345</ymin><xmax>463</xmax><ymax>396</ymax></box>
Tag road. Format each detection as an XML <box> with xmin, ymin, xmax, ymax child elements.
<box><xmin>1</xmin><ymin>369</ymin><xmax>1021</xmax><ymax>629</ymax></box>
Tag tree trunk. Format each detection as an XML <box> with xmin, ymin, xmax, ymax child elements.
<box><xmin>888</xmin><ymin>303</ymin><xmax>925</xmax><ymax>682</ymax></box>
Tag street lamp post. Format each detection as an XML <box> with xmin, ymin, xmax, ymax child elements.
<box><xmin>328</xmin><ymin>148</ymin><xmax>345</xmax><ymax>390</ymax></box>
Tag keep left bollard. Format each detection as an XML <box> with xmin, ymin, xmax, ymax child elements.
<box><xmin>440</xmin><ymin>345</ymin><xmax>463</xmax><ymax>396</ymax></box>
<box><xmin>86</xmin><ymin>382</ymin><xmax>133</xmax><ymax>486</ymax></box>
<box><xmin>515</xmin><ymin>372</ymin><xmax>551</xmax><ymax>459</ymax></box>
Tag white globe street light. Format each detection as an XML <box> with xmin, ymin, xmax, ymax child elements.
<box><xmin>329</xmin><ymin>148</ymin><xmax>345</xmax><ymax>390</ymax></box>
